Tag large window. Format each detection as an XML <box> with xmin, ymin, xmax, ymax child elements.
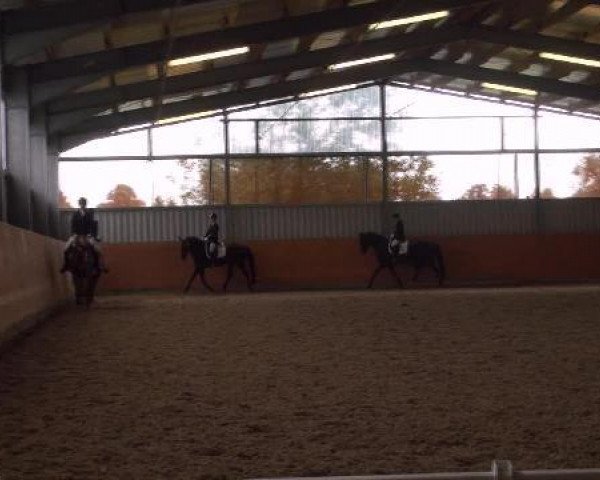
<box><xmin>385</xmin><ymin>154</ymin><xmax>535</xmax><ymax>201</ymax></box>
<box><xmin>540</xmin><ymin>153</ymin><xmax>600</xmax><ymax>198</ymax></box>
<box><xmin>229</xmin><ymin>156</ymin><xmax>381</xmax><ymax>205</ymax></box>
<box><xmin>58</xmin><ymin>85</ymin><xmax>600</xmax><ymax>207</ymax></box>
<box><xmin>61</xmin><ymin>130</ymin><xmax>149</xmax><ymax>158</ymax></box>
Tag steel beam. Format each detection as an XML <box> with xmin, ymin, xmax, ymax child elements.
<box><xmin>415</xmin><ymin>59</ymin><xmax>600</xmax><ymax>102</ymax></box>
<box><xmin>47</xmin><ymin>26</ymin><xmax>467</xmax><ymax>114</ymax></box>
<box><xmin>31</xmin><ymin>75</ymin><xmax>104</xmax><ymax>106</ymax></box>
<box><xmin>50</xmin><ymin>58</ymin><xmax>417</xmax><ymax>135</ymax></box>
<box><xmin>469</xmin><ymin>24</ymin><xmax>600</xmax><ymax>60</ymax></box>
<box><xmin>4</xmin><ymin>24</ymin><xmax>98</xmax><ymax>64</ymax></box>
<box><xmin>21</xmin><ymin>0</ymin><xmax>491</xmax><ymax>83</ymax></box>
<box><xmin>2</xmin><ymin>0</ymin><xmax>232</xmax><ymax>35</ymax></box>
<box><xmin>52</xmin><ymin>58</ymin><xmax>600</xmax><ymax>137</ymax></box>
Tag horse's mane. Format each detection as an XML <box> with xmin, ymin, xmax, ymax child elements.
<box><xmin>360</xmin><ymin>232</ymin><xmax>386</xmax><ymax>242</ymax></box>
<box><xmin>184</xmin><ymin>236</ymin><xmax>204</xmax><ymax>246</ymax></box>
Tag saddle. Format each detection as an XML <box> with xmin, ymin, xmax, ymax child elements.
<box><xmin>205</xmin><ymin>241</ymin><xmax>226</xmax><ymax>260</ymax></box>
<box><xmin>388</xmin><ymin>236</ymin><xmax>409</xmax><ymax>256</ymax></box>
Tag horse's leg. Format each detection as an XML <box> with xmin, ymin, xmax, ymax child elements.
<box><xmin>87</xmin><ymin>275</ymin><xmax>99</xmax><ymax>307</ymax></box>
<box><xmin>388</xmin><ymin>264</ymin><xmax>404</xmax><ymax>288</ymax></box>
<box><xmin>73</xmin><ymin>277</ymin><xmax>82</xmax><ymax>305</ymax></box>
<box><xmin>237</xmin><ymin>260</ymin><xmax>253</xmax><ymax>291</ymax></box>
<box><xmin>85</xmin><ymin>279</ymin><xmax>94</xmax><ymax>309</ymax></box>
<box><xmin>367</xmin><ymin>264</ymin><xmax>384</xmax><ymax>288</ymax></box>
<box><xmin>184</xmin><ymin>268</ymin><xmax>199</xmax><ymax>293</ymax></box>
<box><xmin>223</xmin><ymin>264</ymin><xmax>234</xmax><ymax>292</ymax></box>
<box><xmin>430</xmin><ymin>261</ymin><xmax>440</xmax><ymax>282</ymax></box>
<box><xmin>199</xmin><ymin>269</ymin><xmax>214</xmax><ymax>292</ymax></box>
<box><xmin>412</xmin><ymin>265</ymin><xmax>421</xmax><ymax>282</ymax></box>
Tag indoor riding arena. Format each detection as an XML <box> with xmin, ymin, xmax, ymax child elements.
<box><xmin>1</xmin><ymin>1</ymin><xmax>600</xmax><ymax>479</ymax></box>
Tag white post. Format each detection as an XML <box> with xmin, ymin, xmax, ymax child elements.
<box><xmin>493</xmin><ymin>460</ymin><xmax>513</xmax><ymax>480</ymax></box>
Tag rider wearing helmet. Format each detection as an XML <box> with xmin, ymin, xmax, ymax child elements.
<box><xmin>389</xmin><ymin>213</ymin><xmax>408</xmax><ymax>257</ymax></box>
<box><xmin>204</xmin><ymin>213</ymin><xmax>219</xmax><ymax>262</ymax></box>
<box><xmin>60</xmin><ymin>197</ymin><xmax>108</xmax><ymax>273</ymax></box>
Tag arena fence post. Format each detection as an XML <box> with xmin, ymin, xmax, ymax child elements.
<box><xmin>492</xmin><ymin>460</ymin><xmax>513</xmax><ymax>480</ymax></box>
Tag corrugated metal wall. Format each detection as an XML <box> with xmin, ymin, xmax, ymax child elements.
<box><xmin>59</xmin><ymin>199</ymin><xmax>600</xmax><ymax>243</ymax></box>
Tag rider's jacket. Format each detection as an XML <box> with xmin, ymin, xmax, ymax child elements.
<box><xmin>71</xmin><ymin>209</ymin><xmax>96</xmax><ymax>236</ymax></box>
<box><xmin>205</xmin><ymin>223</ymin><xmax>219</xmax><ymax>243</ymax></box>
<box><xmin>393</xmin><ymin>219</ymin><xmax>406</xmax><ymax>242</ymax></box>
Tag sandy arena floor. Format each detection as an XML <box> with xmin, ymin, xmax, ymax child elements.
<box><xmin>1</xmin><ymin>287</ymin><xmax>600</xmax><ymax>479</ymax></box>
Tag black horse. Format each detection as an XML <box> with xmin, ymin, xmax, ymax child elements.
<box><xmin>64</xmin><ymin>237</ymin><xmax>101</xmax><ymax>307</ymax></box>
<box><xmin>359</xmin><ymin>232</ymin><xmax>445</xmax><ymax>288</ymax></box>
<box><xmin>180</xmin><ymin>236</ymin><xmax>256</xmax><ymax>292</ymax></box>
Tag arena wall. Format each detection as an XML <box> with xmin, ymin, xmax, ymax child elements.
<box><xmin>98</xmin><ymin>234</ymin><xmax>600</xmax><ymax>292</ymax></box>
<box><xmin>0</xmin><ymin>222</ymin><xmax>72</xmax><ymax>350</ymax></box>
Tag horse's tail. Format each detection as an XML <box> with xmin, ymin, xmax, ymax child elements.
<box><xmin>435</xmin><ymin>245</ymin><xmax>446</xmax><ymax>286</ymax></box>
<box><xmin>246</xmin><ymin>249</ymin><xmax>257</xmax><ymax>284</ymax></box>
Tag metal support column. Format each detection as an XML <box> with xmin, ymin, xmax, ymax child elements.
<box><xmin>254</xmin><ymin>120</ymin><xmax>260</xmax><ymax>154</ymax></box>
<box><xmin>513</xmin><ymin>153</ymin><xmax>519</xmax><ymax>199</ymax></box>
<box><xmin>0</xmin><ymin>20</ymin><xmax>8</xmax><ymax>223</ymax></box>
<box><xmin>30</xmin><ymin>108</ymin><xmax>50</xmax><ymax>234</ymax></box>
<box><xmin>5</xmin><ymin>68</ymin><xmax>32</xmax><ymax>229</ymax></box>
<box><xmin>379</xmin><ymin>82</ymin><xmax>389</xmax><ymax>232</ymax></box>
<box><xmin>533</xmin><ymin>104</ymin><xmax>540</xmax><ymax>199</ymax></box>
<box><xmin>533</xmin><ymin>103</ymin><xmax>542</xmax><ymax>232</ymax></box>
<box><xmin>46</xmin><ymin>141</ymin><xmax>60</xmax><ymax>238</ymax></box>
<box><xmin>223</xmin><ymin>112</ymin><xmax>233</xmax><ymax>240</ymax></box>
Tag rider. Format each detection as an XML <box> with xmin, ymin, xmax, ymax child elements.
<box><xmin>204</xmin><ymin>212</ymin><xmax>220</xmax><ymax>262</ymax></box>
<box><xmin>389</xmin><ymin>213</ymin><xmax>408</xmax><ymax>257</ymax></box>
<box><xmin>60</xmin><ymin>197</ymin><xmax>108</xmax><ymax>273</ymax></box>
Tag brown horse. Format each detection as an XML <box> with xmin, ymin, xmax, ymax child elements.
<box><xmin>180</xmin><ymin>236</ymin><xmax>256</xmax><ymax>292</ymax></box>
<box><xmin>359</xmin><ymin>232</ymin><xmax>446</xmax><ymax>288</ymax></box>
<box><xmin>64</xmin><ymin>237</ymin><xmax>101</xmax><ymax>307</ymax></box>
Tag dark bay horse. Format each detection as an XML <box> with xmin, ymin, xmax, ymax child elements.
<box><xmin>64</xmin><ymin>238</ymin><xmax>101</xmax><ymax>307</ymax></box>
<box><xmin>359</xmin><ymin>232</ymin><xmax>445</xmax><ymax>288</ymax></box>
<box><xmin>180</xmin><ymin>236</ymin><xmax>256</xmax><ymax>292</ymax></box>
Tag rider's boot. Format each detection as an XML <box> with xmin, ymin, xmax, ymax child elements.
<box><xmin>60</xmin><ymin>251</ymin><xmax>69</xmax><ymax>273</ymax></box>
<box><xmin>98</xmin><ymin>254</ymin><xmax>109</xmax><ymax>273</ymax></box>
<box><xmin>94</xmin><ymin>250</ymin><xmax>109</xmax><ymax>273</ymax></box>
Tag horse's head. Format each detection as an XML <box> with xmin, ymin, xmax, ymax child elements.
<box><xmin>179</xmin><ymin>236</ymin><xmax>202</xmax><ymax>260</ymax></box>
<box><xmin>179</xmin><ymin>236</ymin><xmax>191</xmax><ymax>260</ymax></box>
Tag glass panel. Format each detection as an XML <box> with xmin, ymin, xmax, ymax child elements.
<box><xmin>149</xmin><ymin>160</ymin><xmax>188</xmax><ymax>206</ymax></box>
<box><xmin>59</xmin><ymin>160</ymin><xmax>151</xmax><ymax>207</ymax></box>
<box><xmin>538</xmin><ymin>113</ymin><xmax>600</xmax><ymax>149</ymax></box>
<box><xmin>367</xmin><ymin>158</ymin><xmax>383</xmax><ymax>202</ymax></box>
<box><xmin>229</xmin><ymin>85</ymin><xmax>380</xmax><ymax>119</ymax></box>
<box><xmin>61</xmin><ymin>130</ymin><xmax>149</xmax><ymax>158</ymax></box>
<box><xmin>229</xmin><ymin>156</ymin><xmax>371</xmax><ymax>205</ymax></box>
<box><xmin>386</xmin><ymin>84</ymin><xmax>533</xmax><ymax>117</ymax></box>
<box><xmin>151</xmin><ymin>117</ymin><xmax>225</xmax><ymax>155</ymax></box>
<box><xmin>229</xmin><ymin>121</ymin><xmax>256</xmax><ymax>154</ymax></box>
<box><xmin>503</xmin><ymin>117</ymin><xmax>535</xmax><ymax>150</ymax></box>
<box><xmin>177</xmin><ymin>158</ymin><xmax>226</xmax><ymax>205</ymax></box>
<box><xmin>540</xmin><ymin>152</ymin><xmax>600</xmax><ymax>198</ymax></box>
<box><xmin>257</xmin><ymin>119</ymin><xmax>381</xmax><ymax>153</ymax></box>
<box><xmin>387</xmin><ymin>118</ymin><xmax>500</xmax><ymax>152</ymax></box>
<box><xmin>387</xmin><ymin>154</ymin><xmax>535</xmax><ymax>201</ymax></box>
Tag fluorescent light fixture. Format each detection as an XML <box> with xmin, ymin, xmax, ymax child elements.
<box><xmin>328</xmin><ymin>53</ymin><xmax>395</xmax><ymax>71</ymax></box>
<box><xmin>300</xmin><ymin>84</ymin><xmax>358</xmax><ymax>98</ymax></box>
<box><xmin>157</xmin><ymin>110</ymin><xmax>221</xmax><ymax>125</ymax></box>
<box><xmin>116</xmin><ymin>123</ymin><xmax>152</xmax><ymax>133</ymax></box>
<box><xmin>481</xmin><ymin>82</ymin><xmax>537</xmax><ymax>96</ymax></box>
<box><xmin>540</xmin><ymin>52</ymin><xmax>600</xmax><ymax>68</ymax></box>
<box><xmin>168</xmin><ymin>46</ymin><xmax>250</xmax><ymax>67</ymax></box>
<box><xmin>259</xmin><ymin>96</ymin><xmax>295</xmax><ymax>105</ymax></box>
<box><xmin>226</xmin><ymin>103</ymin><xmax>257</xmax><ymax>111</ymax></box>
<box><xmin>369</xmin><ymin>10</ymin><xmax>449</xmax><ymax>30</ymax></box>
